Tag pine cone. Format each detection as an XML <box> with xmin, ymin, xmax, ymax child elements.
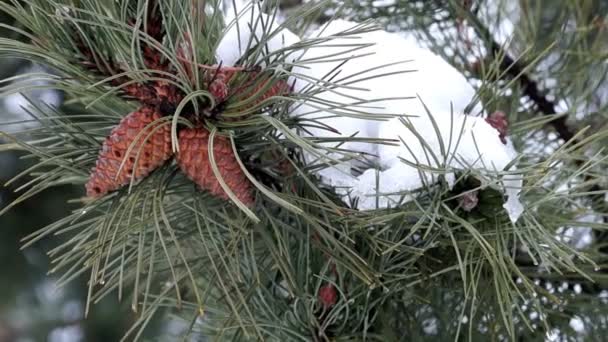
<box><xmin>252</xmin><ymin>77</ymin><xmax>291</xmax><ymax>105</ymax></box>
<box><xmin>76</xmin><ymin>0</ymin><xmax>177</xmax><ymax>108</ymax></box>
<box><xmin>137</xmin><ymin>0</ymin><xmax>167</xmax><ymax>71</ymax></box>
<box><xmin>176</xmin><ymin>127</ymin><xmax>254</xmax><ymax>206</ymax></box>
<box><xmin>206</xmin><ymin>68</ymin><xmax>290</xmax><ymax>107</ymax></box>
<box><xmin>207</xmin><ymin>70</ymin><xmax>235</xmax><ymax>103</ymax></box>
<box><xmin>218</xmin><ymin>74</ymin><xmax>291</xmax><ymax>122</ymax></box>
<box><xmin>231</xmin><ymin>74</ymin><xmax>291</xmax><ymax>108</ymax></box>
<box><xmin>86</xmin><ymin>106</ymin><xmax>172</xmax><ymax>197</ymax></box>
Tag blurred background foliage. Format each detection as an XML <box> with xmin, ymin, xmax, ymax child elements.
<box><xmin>0</xmin><ymin>3</ymin><xmax>137</xmax><ymax>341</ymax></box>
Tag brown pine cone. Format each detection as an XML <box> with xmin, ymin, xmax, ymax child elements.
<box><xmin>176</xmin><ymin>127</ymin><xmax>254</xmax><ymax>206</ymax></box>
<box><xmin>218</xmin><ymin>74</ymin><xmax>291</xmax><ymax>122</ymax></box>
<box><xmin>206</xmin><ymin>69</ymin><xmax>292</xmax><ymax>107</ymax></box>
<box><xmin>207</xmin><ymin>70</ymin><xmax>236</xmax><ymax>103</ymax></box>
<box><xmin>250</xmin><ymin>77</ymin><xmax>291</xmax><ymax>106</ymax></box>
<box><xmin>231</xmin><ymin>74</ymin><xmax>291</xmax><ymax>108</ymax></box>
<box><xmin>86</xmin><ymin>106</ymin><xmax>173</xmax><ymax>198</ymax></box>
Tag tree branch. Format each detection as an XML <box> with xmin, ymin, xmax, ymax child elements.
<box><xmin>472</xmin><ymin>19</ymin><xmax>576</xmax><ymax>142</ymax></box>
<box><xmin>466</xmin><ymin>6</ymin><xmax>608</xmax><ymax>254</ymax></box>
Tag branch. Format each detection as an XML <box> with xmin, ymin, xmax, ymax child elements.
<box><xmin>492</xmin><ymin>48</ymin><xmax>575</xmax><ymax>142</ymax></box>
<box><xmin>472</xmin><ymin>19</ymin><xmax>576</xmax><ymax>142</ymax></box>
<box><xmin>465</xmin><ymin>7</ymin><xmax>608</xmax><ymax>251</ymax></box>
<box><xmin>71</xmin><ymin>1</ymin><xmax>183</xmax><ymax>114</ymax></box>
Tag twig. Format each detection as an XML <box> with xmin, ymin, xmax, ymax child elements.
<box><xmin>471</xmin><ymin>20</ymin><xmax>576</xmax><ymax>142</ymax></box>
<box><xmin>466</xmin><ymin>7</ymin><xmax>608</xmax><ymax>255</ymax></box>
<box><xmin>72</xmin><ymin>1</ymin><xmax>184</xmax><ymax>113</ymax></box>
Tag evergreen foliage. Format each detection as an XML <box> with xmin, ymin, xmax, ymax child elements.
<box><xmin>1</xmin><ymin>0</ymin><xmax>607</xmax><ymax>340</ymax></box>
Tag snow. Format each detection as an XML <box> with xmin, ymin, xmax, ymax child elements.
<box><xmin>291</xmin><ymin>20</ymin><xmax>523</xmax><ymax>222</ymax></box>
<box><xmin>294</xmin><ymin>19</ymin><xmax>481</xmax><ymax>116</ymax></box>
<box><xmin>343</xmin><ymin>113</ymin><xmax>522</xmax><ymax>223</ymax></box>
<box><xmin>222</xmin><ymin>0</ymin><xmax>249</xmax><ymax>17</ymax></box>
<box><xmin>216</xmin><ymin>3</ymin><xmax>301</xmax><ymax>66</ymax></box>
<box><xmin>503</xmin><ymin>184</ymin><xmax>524</xmax><ymax>223</ymax></box>
<box><xmin>421</xmin><ymin>318</ymin><xmax>439</xmax><ymax>335</ymax></box>
<box><xmin>555</xmin><ymin>214</ymin><xmax>599</xmax><ymax>250</ymax></box>
<box><xmin>477</xmin><ymin>0</ymin><xmax>520</xmax><ymax>48</ymax></box>
<box><xmin>214</xmin><ymin>10</ymin><xmax>524</xmax><ymax>222</ymax></box>
<box><xmin>569</xmin><ymin>316</ymin><xmax>585</xmax><ymax>334</ymax></box>
<box><xmin>48</xmin><ymin>325</ymin><xmax>85</xmax><ymax>342</ymax></box>
<box><xmin>372</xmin><ymin>0</ymin><xmax>396</xmax><ymax>7</ymax></box>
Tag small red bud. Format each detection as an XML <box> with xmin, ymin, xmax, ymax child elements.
<box><xmin>486</xmin><ymin>111</ymin><xmax>509</xmax><ymax>145</ymax></box>
<box><xmin>318</xmin><ymin>284</ymin><xmax>337</xmax><ymax>309</ymax></box>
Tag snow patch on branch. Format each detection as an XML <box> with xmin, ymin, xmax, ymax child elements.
<box><xmin>292</xmin><ymin>20</ymin><xmax>524</xmax><ymax>222</ymax></box>
<box><xmin>214</xmin><ymin>10</ymin><xmax>525</xmax><ymax>222</ymax></box>
<box><xmin>217</xmin><ymin>2</ymin><xmax>300</xmax><ymax>66</ymax></box>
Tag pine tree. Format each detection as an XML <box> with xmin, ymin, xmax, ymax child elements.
<box><xmin>1</xmin><ymin>0</ymin><xmax>607</xmax><ymax>341</ymax></box>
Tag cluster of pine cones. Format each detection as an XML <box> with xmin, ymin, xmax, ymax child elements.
<box><xmin>81</xmin><ymin>2</ymin><xmax>290</xmax><ymax>206</ymax></box>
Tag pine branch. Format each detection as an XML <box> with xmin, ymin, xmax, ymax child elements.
<box><xmin>4</xmin><ymin>1</ymin><xmax>608</xmax><ymax>339</ymax></box>
<box><xmin>465</xmin><ymin>6</ymin><xmax>608</xmax><ymax>232</ymax></box>
<box><xmin>470</xmin><ymin>17</ymin><xmax>576</xmax><ymax>143</ymax></box>
<box><xmin>70</xmin><ymin>1</ymin><xmax>183</xmax><ymax>113</ymax></box>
